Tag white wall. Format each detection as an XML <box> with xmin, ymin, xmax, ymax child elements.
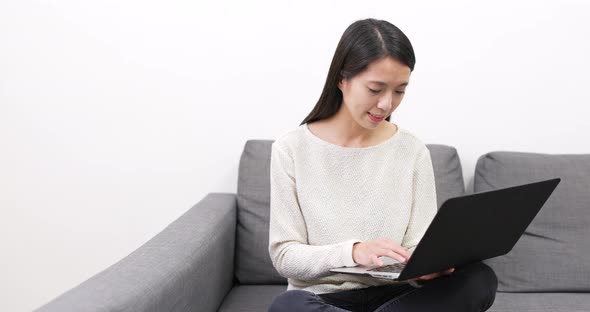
<box><xmin>1</xmin><ymin>1</ymin><xmax>589</xmax><ymax>311</ymax></box>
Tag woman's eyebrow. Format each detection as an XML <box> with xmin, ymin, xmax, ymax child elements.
<box><xmin>368</xmin><ymin>80</ymin><xmax>409</xmax><ymax>87</ymax></box>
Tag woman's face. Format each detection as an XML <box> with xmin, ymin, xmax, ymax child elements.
<box><xmin>338</xmin><ymin>56</ymin><xmax>411</xmax><ymax>129</ymax></box>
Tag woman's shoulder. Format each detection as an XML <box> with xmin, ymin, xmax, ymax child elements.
<box><xmin>271</xmin><ymin>124</ymin><xmax>306</xmax><ymax>151</ymax></box>
<box><xmin>396</xmin><ymin>127</ymin><xmax>429</xmax><ymax>154</ymax></box>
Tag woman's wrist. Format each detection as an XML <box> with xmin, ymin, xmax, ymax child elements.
<box><xmin>408</xmin><ymin>280</ymin><xmax>424</xmax><ymax>288</ymax></box>
<box><xmin>352</xmin><ymin>242</ymin><xmax>361</xmax><ymax>264</ymax></box>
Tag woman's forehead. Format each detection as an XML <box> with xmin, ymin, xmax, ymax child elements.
<box><xmin>360</xmin><ymin>57</ymin><xmax>411</xmax><ymax>85</ymax></box>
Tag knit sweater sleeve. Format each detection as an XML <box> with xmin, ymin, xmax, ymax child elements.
<box><xmin>402</xmin><ymin>146</ymin><xmax>438</xmax><ymax>254</ymax></box>
<box><xmin>268</xmin><ymin>142</ymin><xmax>361</xmax><ymax>281</ymax></box>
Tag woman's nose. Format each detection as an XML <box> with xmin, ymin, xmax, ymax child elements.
<box><xmin>378</xmin><ymin>96</ymin><xmax>393</xmax><ymax>111</ymax></box>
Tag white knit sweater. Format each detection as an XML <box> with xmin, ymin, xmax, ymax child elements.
<box><xmin>268</xmin><ymin>123</ymin><xmax>437</xmax><ymax>295</ymax></box>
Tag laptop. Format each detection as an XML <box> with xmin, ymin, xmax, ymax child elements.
<box><xmin>330</xmin><ymin>178</ymin><xmax>561</xmax><ymax>282</ymax></box>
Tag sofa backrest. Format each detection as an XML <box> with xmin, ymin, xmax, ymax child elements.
<box><xmin>475</xmin><ymin>151</ymin><xmax>590</xmax><ymax>292</ymax></box>
<box><xmin>235</xmin><ymin>140</ymin><xmax>466</xmax><ymax>285</ymax></box>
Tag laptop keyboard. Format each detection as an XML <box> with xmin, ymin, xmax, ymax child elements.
<box><xmin>368</xmin><ymin>262</ymin><xmax>406</xmax><ymax>273</ymax></box>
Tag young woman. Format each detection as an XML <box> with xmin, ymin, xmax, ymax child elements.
<box><xmin>267</xmin><ymin>18</ymin><xmax>498</xmax><ymax>312</ymax></box>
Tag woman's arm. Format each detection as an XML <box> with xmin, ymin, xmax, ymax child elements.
<box><xmin>268</xmin><ymin>143</ymin><xmax>361</xmax><ymax>281</ymax></box>
<box><xmin>401</xmin><ymin>146</ymin><xmax>438</xmax><ymax>252</ymax></box>
<box><xmin>403</xmin><ymin>146</ymin><xmax>456</xmax><ymax>284</ymax></box>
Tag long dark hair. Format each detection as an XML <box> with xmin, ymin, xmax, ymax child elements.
<box><xmin>300</xmin><ymin>18</ymin><xmax>415</xmax><ymax>125</ymax></box>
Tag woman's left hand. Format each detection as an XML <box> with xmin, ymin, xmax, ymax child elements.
<box><xmin>404</xmin><ymin>252</ymin><xmax>455</xmax><ymax>281</ymax></box>
<box><xmin>409</xmin><ymin>267</ymin><xmax>455</xmax><ymax>281</ymax></box>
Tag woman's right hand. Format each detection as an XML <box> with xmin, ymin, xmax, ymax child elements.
<box><xmin>352</xmin><ymin>238</ymin><xmax>410</xmax><ymax>266</ymax></box>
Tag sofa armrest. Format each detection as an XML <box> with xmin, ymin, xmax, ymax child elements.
<box><xmin>35</xmin><ymin>193</ymin><xmax>237</xmax><ymax>312</ymax></box>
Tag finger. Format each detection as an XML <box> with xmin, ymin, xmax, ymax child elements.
<box><xmin>426</xmin><ymin>273</ymin><xmax>439</xmax><ymax>280</ymax></box>
<box><xmin>417</xmin><ymin>276</ymin><xmax>430</xmax><ymax>281</ymax></box>
<box><xmin>379</xmin><ymin>241</ymin><xmax>410</xmax><ymax>262</ymax></box>
<box><xmin>381</xmin><ymin>249</ymin><xmax>408</xmax><ymax>263</ymax></box>
<box><xmin>388</xmin><ymin>244</ymin><xmax>411</xmax><ymax>260</ymax></box>
<box><xmin>419</xmin><ymin>272</ymin><xmax>440</xmax><ymax>280</ymax></box>
<box><xmin>371</xmin><ymin>254</ymin><xmax>384</xmax><ymax>266</ymax></box>
<box><xmin>384</xmin><ymin>243</ymin><xmax>411</xmax><ymax>261</ymax></box>
<box><xmin>444</xmin><ymin>268</ymin><xmax>455</xmax><ymax>275</ymax></box>
<box><xmin>422</xmin><ymin>269</ymin><xmax>453</xmax><ymax>280</ymax></box>
<box><xmin>376</xmin><ymin>240</ymin><xmax>411</xmax><ymax>259</ymax></box>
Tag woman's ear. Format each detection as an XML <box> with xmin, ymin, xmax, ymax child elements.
<box><xmin>337</xmin><ymin>77</ymin><xmax>346</xmax><ymax>92</ymax></box>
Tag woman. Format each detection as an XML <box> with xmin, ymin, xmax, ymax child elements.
<box><xmin>267</xmin><ymin>18</ymin><xmax>497</xmax><ymax>312</ymax></box>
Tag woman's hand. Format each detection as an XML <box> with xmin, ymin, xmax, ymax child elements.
<box><xmin>352</xmin><ymin>238</ymin><xmax>410</xmax><ymax>266</ymax></box>
<box><xmin>353</xmin><ymin>240</ymin><xmax>455</xmax><ymax>281</ymax></box>
<box><xmin>405</xmin><ymin>252</ymin><xmax>455</xmax><ymax>281</ymax></box>
<box><xmin>408</xmin><ymin>267</ymin><xmax>455</xmax><ymax>282</ymax></box>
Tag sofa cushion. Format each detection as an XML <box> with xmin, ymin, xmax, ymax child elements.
<box><xmin>427</xmin><ymin>144</ymin><xmax>466</xmax><ymax>204</ymax></box>
<box><xmin>236</xmin><ymin>140</ymin><xmax>284</xmax><ymax>284</ymax></box>
<box><xmin>218</xmin><ymin>285</ymin><xmax>286</xmax><ymax>312</ymax></box>
<box><xmin>236</xmin><ymin>140</ymin><xmax>465</xmax><ymax>284</ymax></box>
<box><xmin>474</xmin><ymin>151</ymin><xmax>590</xmax><ymax>292</ymax></box>
<box><xmin>487</xmin><ymin>292</ymin><xmax>590</xmax><ymax>312</ymax></box>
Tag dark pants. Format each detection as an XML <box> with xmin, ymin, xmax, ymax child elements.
<box><xmin>268</xmin><ymin>261</ymin><xmax>497</xmax><ymax>312</ymax></box>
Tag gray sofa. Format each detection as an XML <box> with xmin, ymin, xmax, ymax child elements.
<box><xmin>36</xmin><ymin>140</ymin><xmax>590</xmax><ymax>312</ymax></box>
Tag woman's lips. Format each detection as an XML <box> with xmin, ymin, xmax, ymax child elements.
<box><xmin>368</xmin><ymin>112</ymin><xmax>384</xmax><ymax>122</ymax></box>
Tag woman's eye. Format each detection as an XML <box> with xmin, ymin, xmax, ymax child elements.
<box><xmin>368</xmin><ymin>88</ymin><xmax>405</xmax><ymax>95</ymax></box>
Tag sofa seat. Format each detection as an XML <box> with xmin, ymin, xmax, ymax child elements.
<box><xmin>218</xmin><ymin>285</ymin><xmax>287</xmax><ymax>311</ymax></box>
<box><xmin>218</xmin><ymin>285</ymin><xmax>590</xmax><ymax>312</ymax></box>
<box><xmin>488</xmin><ymin>292</ymin><xmax>590</xmax><ymax>312</ymax></box>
